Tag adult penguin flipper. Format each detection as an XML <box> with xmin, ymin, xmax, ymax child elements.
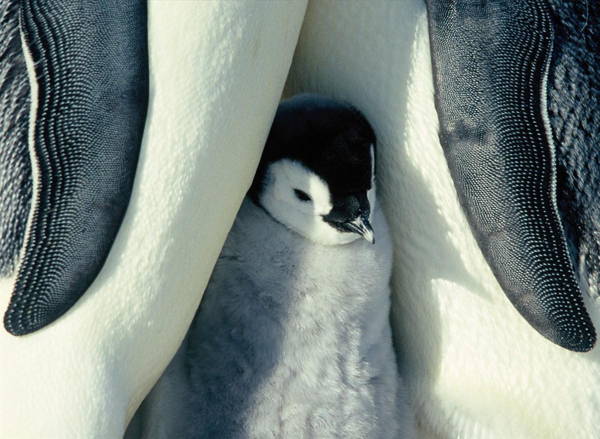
<box><xmin>3</xmin><ymin>0</ymin><xmax>148</xmax><ymax>335</ymax></box>
<box><xmin>0</xmin><ymin>0</ymin><xmax>31</xmax><ymax>279</ymax></box>
<box><xmin>425</xmin><ymin>0</ymin><xmax>596</xmax><ymax>352</ymax></box>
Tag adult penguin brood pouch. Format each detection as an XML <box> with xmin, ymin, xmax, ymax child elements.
<box><xmin>130</xmin><ymin>94</ymin><xmax>415</xmax><ymax>439</ymax></box>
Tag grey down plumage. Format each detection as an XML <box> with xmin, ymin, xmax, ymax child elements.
<box><xmin>132</xmin><ymin>199</ymin><xmax>414</xmax><ymax>438</ymax></box>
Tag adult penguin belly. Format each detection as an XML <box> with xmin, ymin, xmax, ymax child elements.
<box><xmin>285</xmin><ymin>1</ymin><xmax>600</xmax><ymax>438</ymax></box>
<box><xmin>0</xmin><ymin>2</ymin><xmax>307</xmax><ymax>437</ymax></box>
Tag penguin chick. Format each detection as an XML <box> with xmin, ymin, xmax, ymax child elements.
<box><xmin>249</xmin><ymin>93</ymin><xmax>376</xmax><ymax>245</ymax></box>
<box><xmin>132</xmin><ymin>94</ymin><xmax>415</xmax><ymax>439</ymax></box>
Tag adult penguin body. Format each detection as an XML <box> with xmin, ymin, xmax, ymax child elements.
<box><xmin>132</xmin><ymin>95</ymin><xmax>415</xmax><ymax>439</ymax></box>
<box><xmin>0</xmin><ymin>2</ymin><xmax>308</xmax><ymax>437</ymax></box>
<box><xmin>285</xmin><ymin>1</ymin><xmax>600</xmax><ymax>438</ymax></box>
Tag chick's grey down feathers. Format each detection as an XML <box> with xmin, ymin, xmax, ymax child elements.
<box><xmin>134</xmin><ymin>199</ymin><xmax>413</xmax><ymax>438</ymax></box>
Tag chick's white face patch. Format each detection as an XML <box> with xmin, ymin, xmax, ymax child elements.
<box><xmin>260</xmin><ymin>159</ymin><xmax>363</xmax><ymax>245</ymax></box>
<box><xmin>270</xmin><ymin>158</ymin><xmax>332</xmax><ymax>215</ymax></box>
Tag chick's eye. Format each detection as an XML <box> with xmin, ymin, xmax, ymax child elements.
<box><xmin>294</xmin><ymin>189</ymin><xmax>312</xmax><ymax>202</ymax></box>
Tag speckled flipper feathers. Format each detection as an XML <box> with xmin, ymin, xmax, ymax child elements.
<box><xmin>549</xmin><ymin>2</ymin><xmax>600</xmax><ymax>305</ymax></box>
<box><xmin>0</xmin><ymin>0</ymin><xmax>31</xmax><ymax>277</ymax></box>
<box><xmin>426</xmin><ymin>0</ymin><xmax>596</xmax><ymax>351</ymax></box>
<box><xmin>3</xmin><ymin>0</ymin><xmax>148</xmax><ymax>335</ymax></box>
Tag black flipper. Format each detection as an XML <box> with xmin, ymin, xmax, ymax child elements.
<box><xmin>3</xmin><ymin>0</ymin><xmax>148</xmax><ymax>335</ymax></box>
<box><xmin>549</xmin><ymin>2</ymin><xmax>600</xmax><ymax>305</ymax></box>
<box><xmin>425</xmin><ymin>0</ymin><xmax>596</xmax><ymax>351</ymax></box>
<box><xmin>0</xmin><ymin>0</ymin><xmax>32</xmax><ymax>277</ymax></box>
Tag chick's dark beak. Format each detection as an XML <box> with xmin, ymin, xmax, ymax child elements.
<box><xmin>323</xmin><ymin>193</ymin><xmax>375</xmax><ymax>244</ymax></box>
<box><xmin>344</xmin><ymin>213</ymin><xmax>374</xmax><ymax>244</ymax></box>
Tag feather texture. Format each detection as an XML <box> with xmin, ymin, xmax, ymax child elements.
<box><xmin>134</xmin><ymin>200</ymin><xmax>414</xmax><ymax>438</ymax></box>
